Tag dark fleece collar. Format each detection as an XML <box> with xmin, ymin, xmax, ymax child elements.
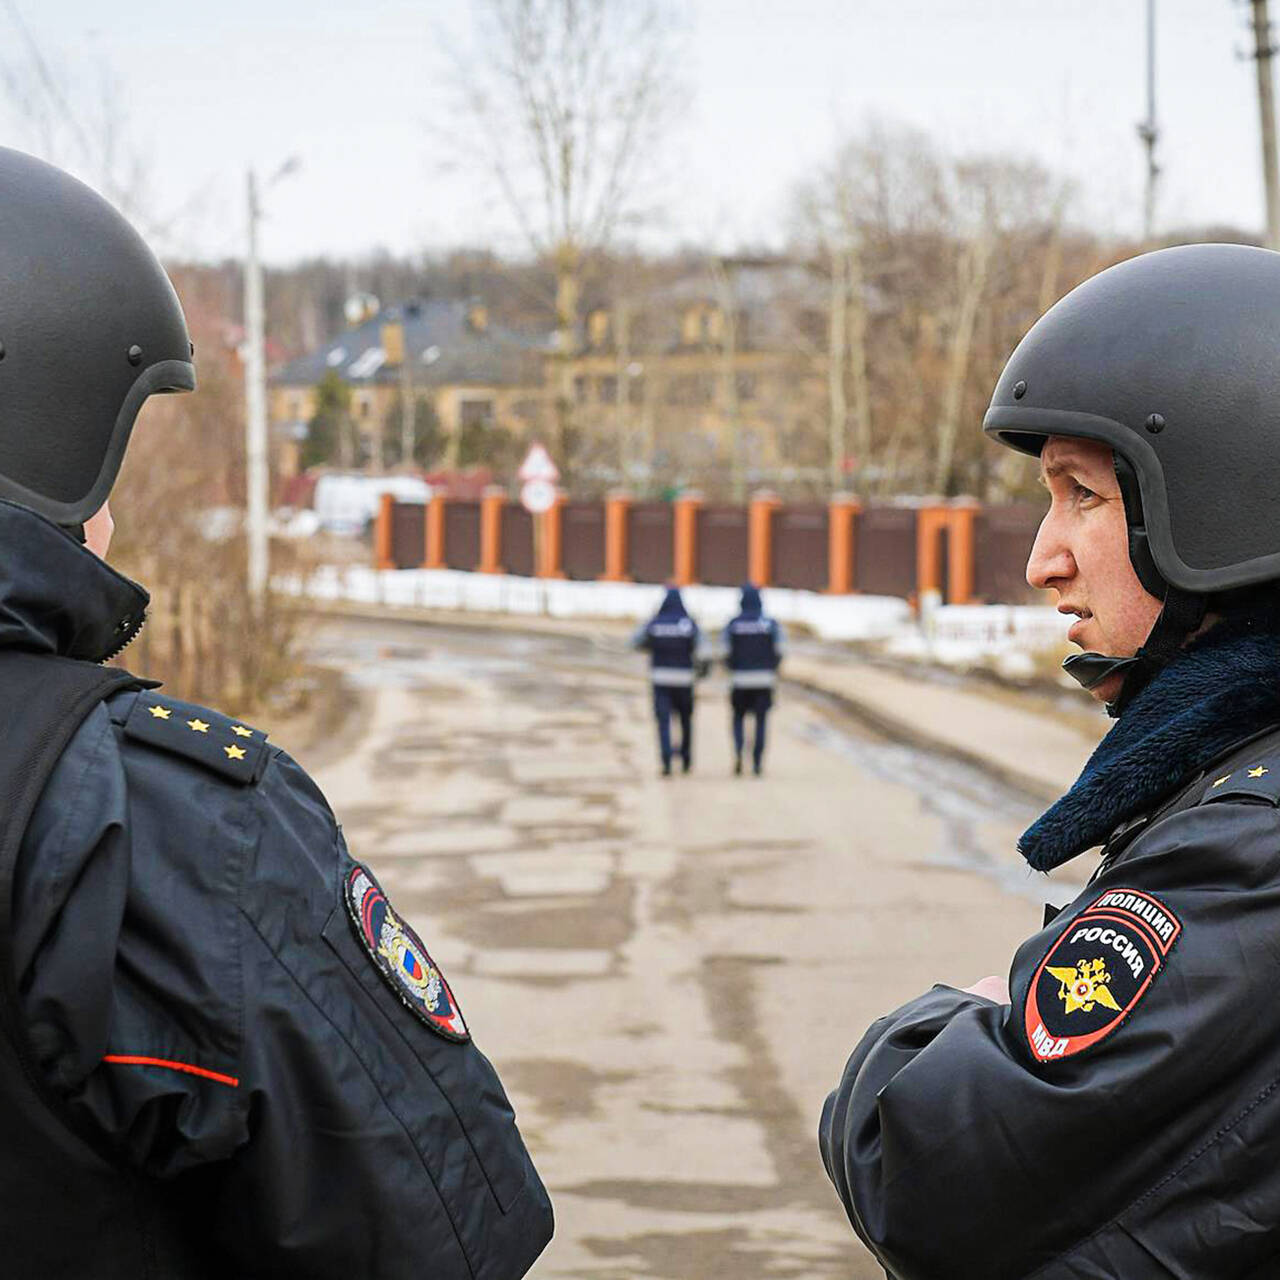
<box><xmin>0</xmin><ymin>500</ymin><xmax>149</xmax><ymax>663</ymax></box>
<box><xmin>1020</xmin><ymin>621</ymin><xmax>1280</xmax><ymax>872</ymax></box>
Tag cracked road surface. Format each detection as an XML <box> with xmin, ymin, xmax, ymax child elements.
<box><xmin>298</xmin><ymin>615</ymin><xmax>1089</xmax><ymax>1279</ymax></box>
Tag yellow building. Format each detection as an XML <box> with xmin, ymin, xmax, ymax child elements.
<box><xmin>270</xmin><ymin>261</ymin><xmax>833</xmax><ymax>493</ymax></box>
<box><xmin>268</xmin><ymin>299</ymin><xmax>549</xmax><ymax>478</ymax></box>
<box><xmin>561</xmin><ymin>259</ymin><xmax>832</xmax><ymax>489</ymax></box>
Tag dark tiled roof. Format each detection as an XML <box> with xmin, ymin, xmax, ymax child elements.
<box><xmin>271</xmin><ymin>299</ymin><xmax>550</xmax><ymax>389</ymax></box>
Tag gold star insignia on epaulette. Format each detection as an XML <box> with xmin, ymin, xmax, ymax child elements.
<box><xmin>187</xmin><ymin>718</ymin><xmax>209</xmax><ymax>734</ymax></box>
<box><xmin>224</xmin><ymin>745</ymin><xmax>247</xmax><ymax>761</ymax></box>
<box><xmin>231</xmin><ymin>725</ymin><xmax>253</xmax><ymax>739</ymax></box>
<box><xmin>147</xmin><ymin>705</ymin><xmax>172</xmax><ymax>720</ymax></box>
<box><xmin>1249</xmin><ymin>766</ymin><xmax>1270</xmax><ymax>779</ymax></box>
<box><xmin>1213</xmin><ymin>775</ymin><xmax>1231</xmax><ymax>788</ymax></box>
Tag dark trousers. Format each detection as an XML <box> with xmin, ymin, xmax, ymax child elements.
<box><xmin>653</xmin><ymin>685</ymin><xmax>694</xmax><ymax>768</ymax></box>
<box><xmin>731</xmin><ymin>687</ymin><xmax>773</xmax><ymax>769</ymax></box>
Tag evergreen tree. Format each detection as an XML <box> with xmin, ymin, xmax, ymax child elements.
<box><xmin>301</xmin><ymin>370</ymin><xmax>352</xmax><ymax>468</ymax></box>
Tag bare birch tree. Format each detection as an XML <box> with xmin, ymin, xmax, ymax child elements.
<box><xmin>447</xmin><ymin>0</ymin><xmax>682</xmax><ymax>479</ymax></box>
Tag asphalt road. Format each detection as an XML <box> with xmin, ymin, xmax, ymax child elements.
<box><xmin>293</xmin><ymin>615</ymin><xmax>1091</xmax><ymax>1280</ymax></box>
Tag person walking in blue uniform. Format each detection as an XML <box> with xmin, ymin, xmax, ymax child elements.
<box><xmin>0</xmin><ymin>148</ymin><xmax>552</xmax><ymax>1279</ymax></box>
<box><xmin>723</xmin><ymin>584</ymin><xmax>785</xmax><ymax>776</ymax></box>
<box><xmin>632</xmin><ymin>586</ymin><xmax>706</xmax><ymax>775</ymax></box>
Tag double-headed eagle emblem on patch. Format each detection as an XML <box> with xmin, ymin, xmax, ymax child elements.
<box><xmin>1045</xmin><ymin>957</ymin><xmax>1122</xmax><ymax>1016</ymax></box>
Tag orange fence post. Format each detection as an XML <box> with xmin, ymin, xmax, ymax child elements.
<box><xmin>600</xmin><ymin>493</ymin><xmax>632</xmax><ymax>582</ymax></box>
<box><xmin>827</xmin><ymin>495</ymin><xmax>859</xmax><ymax>593</ymax></box>
<box><xmin>479</xmin><ymin>487</ymin><xmax>506</xmax><ymax>574</ymax></box>
<box><xmin>375</xmin><ymin>492</ymin><xmax>395</xmax><ymax>570</ymax></box>
<box><xmin>946</xmin><ymin>501</ymin><xmax>979</xmax><ymax>604</ymax></box>
<box><xmin>537</xmin><ymin>494</ymin><xmax>566</xmax><ymax>578</ymax></box>
<box><xmin>672</xmin><ymin>493</ymin><xmax>702</xmax><ymax>586</ymax></box>
<box><xmin>916</xmin><ymin>505</ymin><xmax>948</xmax><ymax>599</ymax></box>
<box><xmin>423</xmin><ymin>493</ymin><xmax>447</xmax><ymax>569</ymax></box>
<box><xmin>748</xmin><ymin>492</ymin><xmax>781</xmax><ymax>587</ymax></box>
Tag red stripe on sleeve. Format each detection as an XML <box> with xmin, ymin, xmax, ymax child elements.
<box><xmin>102</xmin><ymin>1054</ymin><xmax>240</xmax><ymax>1088</ymax></box>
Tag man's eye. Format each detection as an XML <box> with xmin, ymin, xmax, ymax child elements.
<box><xmin>1073</xmin><ymin>483</ymin><xmax>1099</xmax><ymax>503</ymax></box>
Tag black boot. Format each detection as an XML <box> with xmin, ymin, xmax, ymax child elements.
<box><xmin>734</xmin><ymin>755</ymin><xmax>743</xmax><ymax>776</ymax></box>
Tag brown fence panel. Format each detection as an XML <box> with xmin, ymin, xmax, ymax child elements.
<box><xmin>562</xmin><ymin>501</ymin><xmax>606</xmax><ymax>581</ymax></box>
<box><xmin>502</xmin><ymin>505</ymin><xmax>534</xmax><ymax>576</ymax></box>
<box><xmin>390</xmin><ymin>501</ymin><xmax>425</xmax><ymax>569</ymax></box>
<box><xmin>855</xmin><ymin>506</ymin><xmax>917</xmax><ymax>597</ymax></box>
<box><xmin>697</xmin><ymin>505</ymin><xmax>749</xmax><ymax>586</ymax></box>
<box><xmin>974</xmin><ymin>503</ymin><xmax>1045</xmax><ymax>603</ymax></box>
<box><xmin>629</xmin><ymin>502</ymin><xmax>674</xmax><ymax>583</ymax></box>
<box><xmin>773</xmin><ymin>505</ymin><xmax>828</xmax><ymax>591</ymax></box>
<box><xmin>443</xmin><ymin>500</ymin><xmax>482</xmax><ymax>571</ymax></box>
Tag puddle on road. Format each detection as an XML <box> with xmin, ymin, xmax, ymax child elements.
<box><xmin>455</xmin><ymin>875</ymin><xmax>636</xmax><ymax>952</ymax></box>
<box><xmin>499</xmin><ymin>1058</ymin><xmax>636</xmax><ymax>1122</ymax></box>
<box><xmin>793</xmin><ymin>713</ymin><xmax>1086</xmax><ymax>905</ymax></box>
<box><xmin>580</xmin><ymin>1223</ymin><xmax>846</xmax><ymax>1280</ymax></box>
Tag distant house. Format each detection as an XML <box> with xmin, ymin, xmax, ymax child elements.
<box><xmin>269</xmin><ymin>298</ymin><xmax>549</xmax><ymax>477</ymax></box>
<box><xmin>564</xmin><ymin>257</ymin><xmax>835</xmax><ymax>483</ymax></box>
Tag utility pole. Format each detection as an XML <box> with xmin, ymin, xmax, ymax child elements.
<box><xmin>1136</xmin><ymin>0</ymin><xmax>1160</xmax><ymax>241</ymax></box>
<box><xmin>827</xmin><ymin>242</ymin><xmax>848</xmax><ymax>495</ymax></box>
<box><xmin>400</xmin><ymin>329</ymin><xmax>416</xmax><ymax>467</ymax></box>
<box><xmin>1251</xmin><ymin>0</ymin><xmax>1280</xmax><ymax>248</ymax></box>
<box><xmin>242</xmin><ymin>157</ymin><xmax>300</xmax><ymax>605</ymax></box>
<box><xmin>244</xmin><ymin>169</ymin><xmax>269</xmax><ymax>604</ymax></box>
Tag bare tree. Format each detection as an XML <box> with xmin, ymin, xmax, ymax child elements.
<box><xmin>794</xmin><ymin>121</ymin><xmax>1085</xmax><ymax>499</ymax></box>
<box><xmin>446</xmin><ymin>0</ymin><xmax>682</xmax><ymax>477</ymax></box>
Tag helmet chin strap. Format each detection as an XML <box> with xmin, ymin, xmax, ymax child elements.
<box><xmin>1062</xmin><ymin>587</ymin><xmax>1207</xmax><ymax>716</ymax></box>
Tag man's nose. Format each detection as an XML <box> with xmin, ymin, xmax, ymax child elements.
<box><xmin>1026</xmin><ymin>511</ymin><xmax>1073</xmax><ymax>590</ymax></box>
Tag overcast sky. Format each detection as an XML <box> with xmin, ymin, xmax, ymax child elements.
<box><xmin>0</xmin><ymin>0</ymin><xmax>1267</xmax><ymax>265</ymax></box>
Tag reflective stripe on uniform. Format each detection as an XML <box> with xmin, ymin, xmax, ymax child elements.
<box><xmin>651</xmin><ymin>668</ymin><xmax>695</xmax><ymax>687</ymax></box>
<box><xmin>730</xmin><ymin>669</ymin><xmax>777</xmax><ymax>689</ymax></box>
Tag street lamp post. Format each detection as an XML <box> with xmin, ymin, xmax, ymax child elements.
<box><xmin>243</xmin><ymin>157</ymin><xmax>300</xmax><ymax>605</ymax></box>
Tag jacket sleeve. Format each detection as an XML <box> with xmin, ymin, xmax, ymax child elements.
<box><xmin>819</xmin><ymin>800</ymin><xmax>1280</xmax><ymax>1280</ymax></box>
<box><xmin>629</xmin><ymin>622</ymin><xmax>651</xmax><ymax>650</ymax></box>
<box><xmin>215</xmin><ymin>749</ymin><xmax>554</xmax><ymax>1278</ymax></box>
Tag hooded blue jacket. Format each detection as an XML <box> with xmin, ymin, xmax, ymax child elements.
<box><xmin>632</xmin><ymin>588</ymin><xmax>705</xmax><ymax>687</ymax></box>
<box><xmin>723</xmin><ymin>585</ymin><xmax>785</xmax><ymax>688</ymax></box>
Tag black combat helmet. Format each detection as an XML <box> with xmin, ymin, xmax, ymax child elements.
<box><xmin>984</xmin><ymin>242</ymin><xmax>1280</xmax><ymax>595</ymax></box>
<box><xmin>0</xmin><ymin>147</ymin><xmax>194</xmax><ymax>528</ymax></box>
<box><xmin>983</xmin><ymin>243</ymin><xmax>1280</xmax><ymax>706</ymax></box>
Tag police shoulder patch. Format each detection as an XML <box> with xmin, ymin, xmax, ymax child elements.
<box><xmin>122</xmin><ymin>690</ymin><xmax>268</xmax><ymax>785</ymax></box>
<box><xmin>1024</xmin><ymin>886</ymin><xmax>1181</xmax><ymax>1065</ymax></box>
<box><xmin>344</xmin><ymin>863</ymin><xmax>469</xmax><ymax>1042</ymax></box>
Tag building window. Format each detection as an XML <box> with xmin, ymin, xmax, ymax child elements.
<box><xmin>459</xmin><ymin>398</ymin><xmax>494</xmax><ymax>428</ymax></box>
<box><xmin>735</xmin><ymin>372</ymin><xmax>757</xmax><ymax>401</ymax></box>
<box><xmin>573</xmin><ymin>376</ymin><xmax>587</xmax><ymax>404</ymax></box>
<box><xmin>667</xmin><ymin>374</ymin><xmax>714</xmax><ymax>406</ymax></box>
<box><xmin>587</xmin><ymin>309</ymin><xmax>610</xmax><ymax>348</ymax></box>
<box><xmin>599</xmin><ymin>376</ymin><xmax>618</xmax><ymax>404</ymax></box>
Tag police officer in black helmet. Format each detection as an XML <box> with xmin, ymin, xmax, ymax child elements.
<box><xmin>0</xmin><ymin>148</ymin><xmax>552</xmax><ymax>1277</ymax></box>
<box><xmin>820</xmin><ymin>244</ymin><xmax>1280</xmax><ymax>1278</ymax></box>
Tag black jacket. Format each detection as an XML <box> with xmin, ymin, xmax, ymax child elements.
<box><xmin>0</xmin><ymin>502</ymin><xmax>553</xmax><ymax>1278</ymax></box>
<box><xmin>820</xmin><ymin>626</ymin><xmax>1280</xmax><ymax>1279</ymax></box>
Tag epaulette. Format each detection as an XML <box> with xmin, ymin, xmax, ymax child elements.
<box><xmin>122</xmin><ymin>689</ymin><xmax>269</xmax><ymax>785</ymax></box>
<box><xmin>1198</xmin><ymin>753</ymin><xmax>1280</xmax><ymax>807</ymax></box>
